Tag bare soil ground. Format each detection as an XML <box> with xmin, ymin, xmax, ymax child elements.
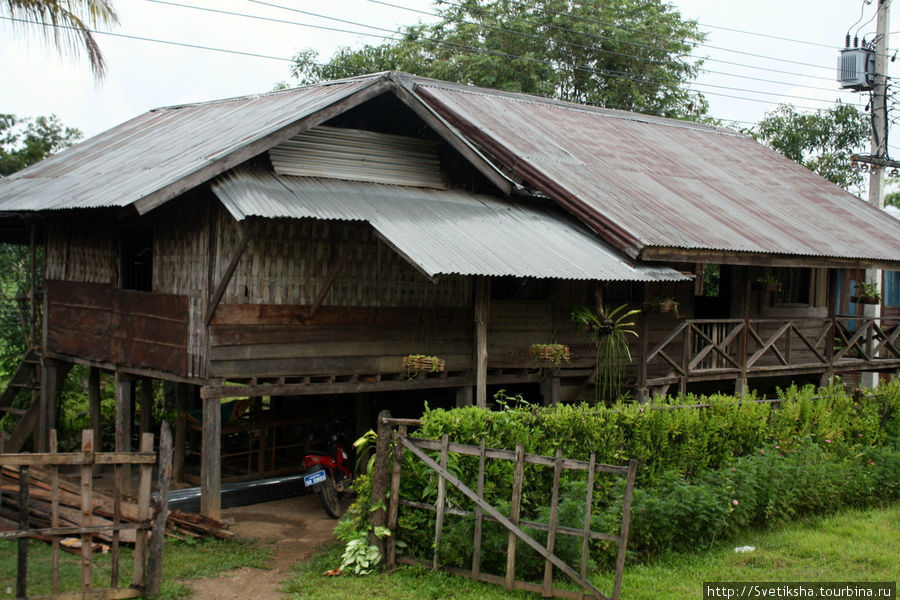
<box><xmin>184</xmin><ymin>494</ymin><xmax>338</xmax><ymax>600</ymax></box>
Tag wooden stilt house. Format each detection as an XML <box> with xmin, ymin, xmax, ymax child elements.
<box><xmin>3</xmin><ymin>72</ymin><xmax>900</xmax><ymax>516</ymax></box>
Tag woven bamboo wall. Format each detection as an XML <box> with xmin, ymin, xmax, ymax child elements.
<box><xmin>44</xmin><ymin>220</ymin><xmax>117</xmax><ymax>285</ymax></box>
<box><xmin>216</xmin><ymin>210</ymin><xmax>471</xmax><ymax>308</ymax></box>
<box><xmin>150</xmin><ymin>196</ymin><xmax>211</xmax><ymax>378</ymax></box>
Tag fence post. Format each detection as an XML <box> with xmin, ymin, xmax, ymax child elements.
<box><xmin>370</xmin><ymin>410</ymin><xmax>392</xmax><ymax>554</ymax></box>
<box><xmin>385</xmin><ymin>424</ymin><xmax>406</xmax><ymax>570</ymax></box>
<box><xmin>80</xmin><ymin>430</ymin><xmax>94</xmax><ymax>593</ymax></box>
<box><xmin>17</xmin><ymin>464</ymin><xmax>29</xmax><ymax>599</ymax></box>
<box><xmin>147</xmin><ymin>422</ymin><xmax>173</xmax><ymax>597</ymax></box>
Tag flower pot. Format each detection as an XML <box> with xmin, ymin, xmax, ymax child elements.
<box><xmin>851</xmin><ymin>295</ymin><xmax>880</xmax><ymax>305</ymax></box>
<box><xmin>530</xmin><ymin>344</ymin><xmax>571</xmax><ymax>365</ymax></box>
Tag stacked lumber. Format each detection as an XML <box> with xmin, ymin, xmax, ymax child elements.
<box><xmin>0</xmin><ymin>465</ymin><xmax>233</xmax><ymax>542</ymax></box>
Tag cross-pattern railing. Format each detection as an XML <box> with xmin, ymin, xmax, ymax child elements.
<box><xmin>642</xmin><ymin>317</ymin><xmax>900</xmax><ymax>394</ymax></box>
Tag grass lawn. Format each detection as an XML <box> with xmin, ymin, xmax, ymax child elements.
<box><xmin>282</xmin><ymin>502</ymin><xmax>900</xmax><ymax>600</ymax></box>
<box><xmin>0</xmin><ymin>537</ymin><xmax>271</xmax><ymax>600</ymax></box>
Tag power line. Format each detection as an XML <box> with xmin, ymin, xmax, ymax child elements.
<box><xmin>0</xmin><ymin>14</ymin><xmax>296</xmax><ymax>63</ymax></box>
<box><xmin>0</xmin><ymin>8</ymin><xmax>864</xmax><ymax>124</ymax></box>
<box><xmin>363</xmin><ymin>0</ymin><xmax>854</xmax><ymax>95</ymax></box>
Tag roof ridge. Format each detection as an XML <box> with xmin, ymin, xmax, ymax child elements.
<box><xmin>149</xmin><ymin>72</ymin><xmax>393</xmax><ymax>113</ymax></box>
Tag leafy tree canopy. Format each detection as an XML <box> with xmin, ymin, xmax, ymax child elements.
<box><xmin>288</xmin><ymin>0</ymin><xmax>708</xmax><ymax>119</ymax></box>
<box><xmin>747</xmin><ymin>102</ymin><xmax>869</xmax><ymax>193</ymax></box>
<box><xmin>0</xmin><ymin>113</ymin><xmax>82</xmax><ymax>177</ymax></box>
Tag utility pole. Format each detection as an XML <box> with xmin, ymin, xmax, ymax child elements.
<box><xmin>861</xmin><ymin>0</ymin><xmax>891</xmax><ymax>389</ymax></box>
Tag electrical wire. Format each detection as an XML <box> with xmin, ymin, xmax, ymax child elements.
<box><xmin>141</xmin><ymin>0</ymin><xmax>853</xmax><ymax>109</ymax></box>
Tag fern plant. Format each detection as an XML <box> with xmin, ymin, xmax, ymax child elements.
<box><xmin>571</xmin><ymin>303</ymin><xmax>640</xmax><ymax>403</ymax></box>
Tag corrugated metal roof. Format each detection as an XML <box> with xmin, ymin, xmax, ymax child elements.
<box><xmin>409</xmin><ymin>76</ymin><xmax>900</xmax><ymax>263</ymax></box>
<box><xmin>0</xmin><ymin>75</ymin><xmax>385</xmax><ymax>212</ymax></box>
<box><xmin>270</xmin><ymin>126</ymin><xmax>445</xmax><ymax>188</ymax></box>
<box><xmin>211</xmin><ymin>167</ymin><xmax>689</xmax><ymax>282</ymax></box>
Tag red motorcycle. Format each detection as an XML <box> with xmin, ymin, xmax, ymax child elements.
<box><xmin>302</xmin><ymin>428</ymin><xmax>353</xmax><ymax>518</ymax></box>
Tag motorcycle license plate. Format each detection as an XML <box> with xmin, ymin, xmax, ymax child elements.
<box><xmin>304</xmin><ymin>469</ymin><xmax>327</xmax><ymax>487</ymax></box>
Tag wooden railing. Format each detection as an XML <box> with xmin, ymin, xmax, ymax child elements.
<box><xmin>642</xmin><ymin>317</ymin><xmax>900</xmax><ymax>394</ymax></box>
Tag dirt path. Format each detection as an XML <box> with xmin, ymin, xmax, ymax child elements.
<box><xmin>184</xmin><ymin>494</ymin><xmax>339</xmax><ymax>600</ymax></box>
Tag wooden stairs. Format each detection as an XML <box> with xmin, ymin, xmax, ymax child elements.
<box><xmin>0</xmin><ymin>347</ymin><xmax>41</xmax><ymax>453</ymax></box>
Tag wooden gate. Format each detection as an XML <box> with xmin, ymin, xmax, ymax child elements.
<box><xmin>374</xmin><ymin>416</ymin><xmax>638</xmax><ymax>600</ymax></box>
<box><xmin>0</xmin><ymin>426</ymin><xmax>172</xmax><ymax>599</ymax></box>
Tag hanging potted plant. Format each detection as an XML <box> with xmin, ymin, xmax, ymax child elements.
<box><xmin>570</xmin><ymin>303</ymin><xmax>640</xmax><ymax>403</ymax></box>
<box><xmin>402</xmin><ymin>354</ymin><xmax>446</xmax><ymax>379</ymax></box>
<box><xmin>851</xmin><ymin>282</ymin><xmax>881</xmax><ymax>305</ymax></box>
<box><xmin>752</xmin><ymin>274</ymin><xmax>782</xmax><ymax>292</ymax></box>
<box><xmin>644</xmin><ymin>297</ymin><xmax>680</xmax><ymax>317</ymax></box>
<box><xmin>529</xmin><ymin>343</ymin><xmax>571</xmax><ymax>368</ymax></box>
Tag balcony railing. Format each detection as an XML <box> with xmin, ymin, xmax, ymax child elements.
<box><xmin>641</xmin><ymin>317</ymin><xmax>900</xmax><ymax>394</ymax></box>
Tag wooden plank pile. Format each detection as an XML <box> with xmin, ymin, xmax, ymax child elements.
<box><xmin>1</xmin><ymin>465</ymin><xmax>233</xmax><ymax>544</ymax></box>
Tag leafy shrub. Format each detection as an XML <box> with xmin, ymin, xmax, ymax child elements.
<box><xmin>343</xmin><ymin>382</ymin><xmax>900</xmax><ymax>579</ymax></box>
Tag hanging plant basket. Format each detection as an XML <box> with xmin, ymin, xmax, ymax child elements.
<box><xmin>529</xmin><ymin>343</ymin><xmax>571</xmax><ymax>367</ymax></box>
<box><xmin>752</xmin><ymin>281</ymin><xmax>782</xmax><ymax>292</ymax></box>
<box><xmin>402</xmin><ymin>354</ymin><xmax>445</xmax><ymax>375</ymax></box>
<box><xmin>851</xmin><ymin>295</ymin><xmax>880</xmax><ymax>305</ymax></box>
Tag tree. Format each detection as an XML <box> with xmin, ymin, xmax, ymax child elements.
<box><xmin>1</xmin><ymin>113</ymin><xmax>82</xmax><ymax>176</ymax></box>
<box><xmin>289</xmin><ymin>0</ymin><xmax>708</xmax><ymax>119</ymax></box>
<box><xmin>0</xmin><ymin>114</ymin><xmax>81</xmax><ymax>375</ymax></box>
<box><xmin>748</xmin><ymin>102</ymin><xmax>870</xmax><ymax>193</ymax></box>
<box><xmin>2</xmin><ymin>0</ymin><xmax>119</xmax><ymax>79</ymax></box>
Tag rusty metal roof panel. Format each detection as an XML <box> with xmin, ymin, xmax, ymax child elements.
<box><xmin>211</xmin><ymin>167</ymin><xmax>688</xmax><ymax>282</ymax></box>
<box><xmin>0</xmin><ymin>75</ymin><xmax>385</xmax><ymax>212</ymax></box>
<box><xmin>410</xmin><ymin>78</ymin><xmax>900</xmax><ymax>262</ymax></box>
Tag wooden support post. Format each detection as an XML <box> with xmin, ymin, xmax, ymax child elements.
<box><xmin>80</xmin><ymin>430</ymin><xmax>94</xmax><ymax>593</ymax></box>
<box><xmin>133</xmin><ymin>432</ymin><xmax>154</xmax><ymax>588</ymax></box>
<box><xmin>115</xmin><ymin>372</ymin><xmax>133</xmax><ymax>494</ymax></box>
<box><xmin>474</xmin><ymin>277</ymin><xmax>489</xmax><ymax>408</ymax></box>
<box><xmin>49</xmin><ymin>429</ymin><xmax>60</xmax><ymax>594</ymax></box>
<box><xmin>385</xmin><ymin>424</ymin><xmax>406</xmax><ymax>570</ymax></box>
<box><xmin>147</xmin><ymin>422</ymin><xmax>173</xmax><ymax>597</ymax></box>
<box><xmin>612</xmin><ymin>459</ymin><xmax>639</xmax><ymax>600</ymax></box>
<box><xmin>823</xmin><ymin>269</ymin><xmax>837</xmax><ymax>386</ymax></box>
<box><xmin>370</xmin><ymin>411</ymin><xmax>391</xmax><ymax>555</ymax></box>
<box><xmin>638</xmin><ymin>287</ymin><xmax>650</xmax><ymax>403</ymax></box>
<box><xmin>140</xmin><ymin>378</ymin><xmax>154</xmax><ymax>434</ymax></box>
<box><xmin>17</xmin><ymin>464</ymin><xmax>29</xmax><ymax>599</ymax></box>
<box><xmin>38</xmin><ymin>360</ymin><xmax>60</xmax><ymax>453</ymax></box>
<box><xmin>505</xmin><ymin>443</ymin><xmax>525</xmax><ymax>590</ymax></box>
<box><xmin>432</xmin><ymin>435</ymin><xmax>449</xmax><ymax>570</ymax></box>
<box><xmin>173</xmin><ymin>383</ymin><xmax>188</xmax><ymax>483</ymax></box>
<box><xmin>471</xmin><ymin>438</ymin><xmax>486</xmax><ymax>579</ymax></box>
<box><xmin>542</xmin><ymin>449</ymin><xmax>564</xmax><ymax>597</ymax></box>
<box><xmin>455</xmin><ymin>386</ymin><xmax>473</xmax><ymax>407</ymax></box>
<box><xmin>28</xmin><ymin>221</ymin><xmax>36</xmax><ymax>346</ymax></box>
<box><xmin>88</xmin><ymin>368</ymin><xmax>102</xmax><ymax>463</ymax></box>
<box><xmin>737</xmin><ymin>271</ymin><xmax>751</xmax><ymax>396</ymax></box>
<box><xmin>201</xmin><ymin>394</ymin><xmax>222</xmax><ymax>519</ymax></box>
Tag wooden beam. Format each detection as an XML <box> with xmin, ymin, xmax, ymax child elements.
<box><xmin>310</xmin><ymin>248</ymin><xmax>353</xmax><ymax>316</ymax></box>
<box><xmin>475</xmin><ymin>277</ymin><xmax>489</xmax><ymax>408</ymax></box>
<box><xmin>115</xmin><ymin>372</ymin><xmax>132</xmax><ymax>494</ymax></box>
<box><xmin>204</xmin><ymin>226</ymin><xmax>251</xmax><ymax>326</ymax></box>
<box><xmin>139</xmin><ymin>378</ymin><xmax>153</xmax><ymax>434</ymax></box>
<box><xmin>43</xmin><ymin>351</ymin><xmax>200</xmax><ymax>385</ymax></box>
<box><xmin>200</xmin><ymin>394</ymin><xmax>222</xmax><ymax>519</ymax></box>
<box><xmin>173</xmin><ymin>383</ymin><xmax>188</xmax><ymax>483</ymax></box>
<box><xmin>200</xmin><ymin>374</ymin><xmax>476</xmax><ymax>400</ymax></box>
<box><xmin>37</xmin><ymin>360</ymin><xmax>60</xmax><ymax>453</ymax></box>
<box><xmin>640</xmin><ymin>246</ymin><xmax>900</xmax><ymax>270</ymax></box>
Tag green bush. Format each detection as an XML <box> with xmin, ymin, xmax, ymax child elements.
<box><xmin>344</xmin><ymin>382</ymin><xmax>900</xmax><ymax>580</ymax></box>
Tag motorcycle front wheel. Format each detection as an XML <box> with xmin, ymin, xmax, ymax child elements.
<box><xmin>317</xmin><ymin>473</ymin><xmax>345</xmax><ymax>519</ymax></box>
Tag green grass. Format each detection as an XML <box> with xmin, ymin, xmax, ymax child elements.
<box><xmin>0</xmin><ymin>537</ymin><xmax>271</xmax><ymax>600</ymax></box>
<box><xmin>283</xmin><ymin>503</ymin><xmax>900</xmax><ymax>600</ymax></box>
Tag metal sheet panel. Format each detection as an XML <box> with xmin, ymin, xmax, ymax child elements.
<box><xmin>270</xmin><ymin>126</ymin><xmax>445</xmax><ymax>188</ymax></box>
<box><xmin>411</xmin><ymin>78</ymin><xmax>900</xmax><ymax>263</ymax></box>
<box><xmin>211</xmin><ymin>167</ymin><xmax>688</xmax><ymax>282</ymax></box>
<box><xmin>0</xmin><ymin>76</ymin><xmax>383</xmax><ymax>212</ymax></box>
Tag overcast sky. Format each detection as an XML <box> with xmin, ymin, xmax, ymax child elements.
<box><xmin>0</xmin><ymin>0</ymin><xmax>892</xmax><ymax>150</ymax></box>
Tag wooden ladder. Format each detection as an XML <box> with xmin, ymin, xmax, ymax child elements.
<box><xmin>0</xmin><ymin>347</ymin><xmax>41</xmax><ymax>453</ymax></box>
